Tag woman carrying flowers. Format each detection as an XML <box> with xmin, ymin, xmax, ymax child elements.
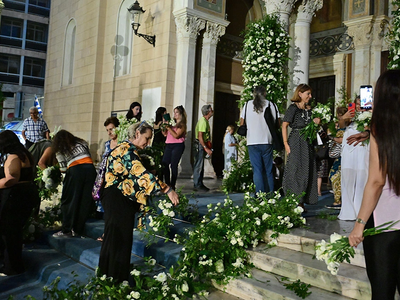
<box><xmin>282</xmin><ymin>84</ymin><xmax>320</xmax><ymax>209</ymax></box>
<box><xmin>99</xmin><ymin>121</ymin><xmax>179</xmax><ymax>283</ymax></box>
<box><xmin>349</xmin><ymin>70</ymin><xmax>400</xmax><ymax>299</ymax></box>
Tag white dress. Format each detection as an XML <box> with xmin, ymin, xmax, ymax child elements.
<box><xmin>338</xmin><ymin>122</ymin><xmax>370</xmax><ymax>220</ymax></box>
<box><xmin>224</xmin><ymin>132</ymin><xmax>237</xmax><ymax>171</ymax></box>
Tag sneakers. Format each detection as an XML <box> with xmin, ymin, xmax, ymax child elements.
<box><xmin>325</xmin><ymin>203</ymin><xmax>341</xmax><ymax>210</ymax></box>
<box><xmin>52</xmin><ymin>230</ymin><xmax>77</xmax><ymax>238</ymax></box>
<box><xmin>194</xmin><ymin>185</ymin><xmax>210</xmax><ymax>192</ymax></box>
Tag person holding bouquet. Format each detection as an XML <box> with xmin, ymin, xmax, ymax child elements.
<box><xmin>282</xmin><ymin>84</ymin><xmax>320</xmax><ymax>209</ymax></box>
<box><xmin>349</xmin><ymin>70</ymin><xmax>400</xmax><ymax>299</ymax></box>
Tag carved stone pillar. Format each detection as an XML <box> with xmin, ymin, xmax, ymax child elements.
<box><xmin>333</xmin><ymin>53</ymin><xmax>346</xmax><ymax>105</ymax></box>
<box><xmin>263</xmin><ymin>0</ymin><xmax>296</xmax><ymax>30</ymax></box>
<box><xmin>199</xmin><ymin>21</ymin><xmax>226</xmax><ymax>178</ymax></box>
<box><xmin>370</xmin><ymin>16</ymin><xmax>390</xmax><ymax>84</ymax></box>
<box><xmin>344</xmin><ymin>16</ymin><xmax>374</xmax><ymax>92</ymax></box>
<box><xmin>291</xmin><ymin>0</ymin><xmax>323</xmax><ymax>86</ymax></box>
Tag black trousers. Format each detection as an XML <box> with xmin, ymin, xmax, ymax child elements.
<box><xmin>363</xmin><ymin>216</ymin><xmax>400</xmax><ymax>299</ymax></box>
<box><xmin>162</xmin><ymin>142</ymin><xmax>185</xmax><ymax>189</ymax></box>
<box><xmin>0</xmin><ymin>182</ymin><xmax>40</xmax><ymax>274</ymax></box>
<box><xmin>60</xmin><ymin>164</ymin><xmax>96</xmax><ymax>235</ymax></box>
<box><xmin>98</xmin><ymin>186</ymin><xmax>140</xmax><ymax>283</ymax></box>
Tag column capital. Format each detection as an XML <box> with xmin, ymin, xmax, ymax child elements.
<box><xmin>174</xmin><ymin>13</ymin><xmax>206</xmax><ymax>40</ymax></box>
<box><xmin>297</xmin><ymin>0</ymin><xmax>323</xmax><ymax>23</ymax></box>
<box><xmin>261</xmin><ymin>0</ymin><xmax>295</xmax><ymax>28</ymax></box>
<box><xmin>203</xmin><ymin>21</ymin><xmax>226</xmax><ymax>45</ymax></box>
<box><xmin>344</xmin><ymin>16</ymin><xmax>374</xmax><ymax>47</ymax></box>
<box><xmin>0</xmin><ymin>0</ymin><xmax>4</xmax><ymax>12</ymax></box>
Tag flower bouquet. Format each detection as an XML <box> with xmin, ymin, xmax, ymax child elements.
<box><xmin>354</xmin><ymin>111</ymin><xmax>372</xmax><ymax>132</ymax></box>
<box><xmin>315</xmin><ymin>221</ymin><xmax>399</xmax><ymax>275</ymax></box>
<box><xmin>115</xmin><ymin>115</ymin><xmax>138</xmax><ymax>143</ymax></box>
<box><xmin>300</xmin><ymin>103</ymin><xmax>332</xmax><ymax>144</ymax></box>
<box><xmin>35</xmin><ymin>165</ymin><xmax>62</xmax><ymax>200</ymax></box>
<box><xmin>160</xmin><ymin>118</ymin><xmax>177</xmax><ymax>130</ymax></box>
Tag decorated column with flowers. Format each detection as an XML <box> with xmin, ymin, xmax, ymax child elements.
<box><xmin>387</xmin><ymin>0</ymin><xmax>400</xmax><ymax>70</ymax></box>
<box><xmin>262</xmin><ymin>0</ymin><xmax>296</xmax><ymax>30</ymax></box>
<box><xmin>291</xmin><ymin>0</ymin><xmax>323</xmax><ymax>87</ymax></box>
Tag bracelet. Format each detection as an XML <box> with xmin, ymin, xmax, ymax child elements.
<box><xmin>165</xmin><ymin>186</ymin><xmax>173</xmax><ymax>194</ymax></box>
<box><xmin>356</xmin><ymin>218</ymin><xmax>366</xmax><ymax>225</ymax></box>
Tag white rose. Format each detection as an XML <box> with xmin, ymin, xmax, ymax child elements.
<box><xmin>154</xmin><ymin>272</ymin><xmax>167</xmax><ymax>282</ymax></box>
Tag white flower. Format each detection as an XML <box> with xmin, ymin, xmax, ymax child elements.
<box><xmin>100</xmin><ymin>274</ymin><xmax>107</xmax><ymax>281</ymax></box>
<box><xmin>215</xmin><ymin>259</ymin><xmax>224</xmax><ymax>273</ymax></box>
<box><xmin>130</xmin><ymin>269</ymin><xmax>140</xmax><ymax>276</ymax></box>
<box><xmin>154</xmin><ymin>272</ymin><xmax>167</xmax><ymax>282</ymax></box>
<box><xmin>294</xmin><ymin>206</ymin><xmax>304</xmax><ymax>214</ymax></box>
<box><xmin>148</xmin><ymin>258</ymin><xmax>156</xmax><ymax>266</ymax></box>
<box><xmin>182</xmin><ymin>281</ymin><xmax>189</xmax><ymax>292</ymax></box>
<box><xmin>130</xmin><ymin>291</ymin><xmax>140</xmax><ymax>299</ymax></box>
<box><xmin>330</xmin><ymin>232</ymin><xmax>344</xmax><ymax>243</ymax></box>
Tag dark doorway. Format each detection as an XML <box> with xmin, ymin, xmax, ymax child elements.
<box><xmin>212</xmin><ymin>92</ymin><xmax>241</xmax><ymax>177</ymax></box>
<box><xmin>309</xmin><ymin>75</ymin><xmax>335</xmax><ymax>113</ymax></box>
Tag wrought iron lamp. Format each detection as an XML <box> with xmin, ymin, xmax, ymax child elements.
<box><xmin>127</xmin><ymin>1</ymin><xmax>156</xmax><ymax>47</ymax></box>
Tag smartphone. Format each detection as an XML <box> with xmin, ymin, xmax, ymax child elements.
<box><xmin>348</xmin><ymin>103</ymin><xmax>355</xmax><ymax>114</ymax></box>
<box><xmin>360</xmin><ymin>85</ymin><xmax>373</xmax><ymax>110</ymax></box>
<box><xmin>163</xmin><ymin>113</ymin><xmax>171</xmax><ymax>121</ymax></box>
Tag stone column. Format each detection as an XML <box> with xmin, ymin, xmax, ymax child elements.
<box><xmin>344</xmin><ymin>16</ymin><xmax>374</xmax><ymax>93</ymax></box>
<box><xmin>173</xmin><ymin>12</ymin><xmax>205</xmax><ymax>178</ymax></box>
<box><xmin>292</xmin><ymin>0</ymin><xmax>323</xmax><ymax>86</ymax></box>
<box><xmin>332</xmin><ymin>53</ymin><xmax>346</xmax><ymax>105</ymax></box>
<box><xmin>199</xmin><ymin>21</ymin><xmax>226</xmax><ymax>178</ymax></box>
<box><xmin>370</xmin><ymin>16</ymin><xmax>390</xmax><ymax>84</ymax></box>
<box><xmin>263</xmin><ymin>0</ymin><xmax>296</xmax><ymax>30</ymax></box>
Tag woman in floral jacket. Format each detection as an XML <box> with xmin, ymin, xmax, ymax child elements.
<box><xmin>98</xmin><ymin>121</ymin><xmax>179</xmax><ymax>283</ymax></box>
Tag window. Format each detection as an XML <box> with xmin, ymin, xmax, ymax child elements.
<box><xmin>62</xmin><ymin>19</ymin><xmax>76</xmax><ymax>86</ymax></box>
<box><xmin>29</xmin><ymin>0</ymin><xmax>50</xmax><ymax>8</ymax></box>
<box><xmin>27</xmin><ymin>22</ymin><xmax>47</xmax><ymax>42</ymax></box>
<box><xmin>0</xmin><ymin>17</ymin><xmax>23</xmax><ymax>38</ymax></box>
<box><xmin>0</xmin><ymin>54</ymin><xmax>21</xmax><ymax>74</ymax></box>
<box><xmin>23</xmin><ymin>57</ymin><xmax>45</xmax><ymax>77</ymax></box>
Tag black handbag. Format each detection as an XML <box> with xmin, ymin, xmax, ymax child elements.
<box><xmin>264</xmin><ymin>102</ymin><xmax>284</xmax><ymax>152</ymax></box>
<box><xmin>237</xmin><ymin>102</ymin><xmax>248</xmax><ymax>136</ymax></box>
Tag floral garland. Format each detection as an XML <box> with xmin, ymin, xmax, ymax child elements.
<box><xmin>34</xmin><ymin>165</ymin><xmax>63</xmax><ymax>200</ymax></box>
<box><xmin>315</xmin><ymin>221</ymin><xmax>398</xmax><ymax>275</ymax></box>
<box><xmin>300</xmin><ymin>103</ymin><xmax>332</xmax><ymax>144</ymax></box>
<box><xmin>388</xmin><ymin>0</ymin><xmax>400</xmax><ymax>70</ymax></box>
<box><xmin>240</xmin><ymin>14</ymin><xmax>291</xmax><ymax>113</ymax></box>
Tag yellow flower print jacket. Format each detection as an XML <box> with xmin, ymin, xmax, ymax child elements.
<box><xmin>104</xmin><ymin>141</ymin><xmax>166</xmax><ymax>205</ymax></box>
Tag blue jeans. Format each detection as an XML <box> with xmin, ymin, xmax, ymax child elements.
<box><xmin>248</xmin><ymin>144</ymin><xmax>274</xmax><ymax>193</ymax></box>
<box><xmin>193</xmin><ymin>141</ymin><xmax>205</xmax><ymax>188</ymax></box>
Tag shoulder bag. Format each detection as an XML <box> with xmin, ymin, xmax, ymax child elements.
<box><xmin>237</xmin><ymin>102</ymin><xmax>248</xmax><ymax>136</ymax></box>
<box><xmin>264</xmin><ymin>102</ymin><xmax>284</xmax><ymax>152</ymax></box>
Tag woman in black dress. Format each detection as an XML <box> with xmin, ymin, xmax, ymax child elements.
<box><xmin>282</xmin><ymin>84</ymin><xmax>319</xmax><ymax>209</ymax></box>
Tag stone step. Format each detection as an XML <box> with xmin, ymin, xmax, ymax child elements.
<box><xmin>263</xmin><ymin>226</ymin><xmax>366</xmax><ymax>268</ymax></box>
<box><xmin>248</xmin><ymin>245</ymin><xmax>371</xmax><ymax>300</ymax></box>
<box><xmin>214</xmin><ymin>267</ymin><xmax>352</xmax><ymax>300</ymax></box>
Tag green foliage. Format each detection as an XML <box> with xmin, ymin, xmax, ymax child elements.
<box><xmin>34</xmin><ymin>166</ymin><xmax>63</xmax><ymax>200</ymax></box>
<box><xmin>222</xmin><ymin>136</ymin><xmax>254</xmax><ymax>193</ymax></box>
<box><xmin>387</xmin><ymin>0</ymin><xmax>400</xmax><ymax>69</ymax></box>
<box><xmin>316</xmin><ymin>211</ymin><xmax>338</xmax><ymax>221</ymax></box>
<box><xmin>280</xmin><ymin>277</ymin><xmax>312</xmax><ymax>299</ymax></box>
<box><xmin>241</xmin><ymin>14</ymin><xmax>291</xmax><ymax>113</ymax></box>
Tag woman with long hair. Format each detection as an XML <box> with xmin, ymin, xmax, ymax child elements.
<box><xmin>99</xmin><ymin>121</ymin><xmax>179</xmax><ymax>283</ymax></box>
<box><xmin>348</xmin><ymin>70</ymin><xmax>400</xmax><ymax>299</ymax></box>
<box><xmin>162</xmin><ymin>105</ymin><xmax>187</xmax><ymax>190</ymax></box>
<box><xmin>152</xmin><ymin>106</ymin><xmax>167</xmax><ymax>148</ymax></box>
<box><xmin>52</xmin><ymin>130</ymin><xmax>96</xmax><ymax>237</ymax></box>
<box><xmin>0</xmin><ymin>130</ymin><xmax>40</xmax><ymax>275</ymax></box>
<box><xmin>239</xmin><ymin>85</ymin><xmax>279</xmax><ymax>193</ymax></box>
<box><xmin>282</xmin><ymin>83</ymin><xmax>319</xmax><ymax>209</ymax></box>
<box><xmin>126</xmin><ymin>101</ymin><xmax>142</xmax><ymax>121</ymax></box>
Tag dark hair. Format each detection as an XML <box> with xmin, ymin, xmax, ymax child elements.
<box><xmin>104</xmin><ymin>116</ymin><xmax>120</xmax><ymax>127</ymax></box>
<box><xmin>0</xmin><ymin>130</ymin><xmax>33</xmax><ymax>165</ymax></box>
<box><xmin>371</xmin><ymin>70</ymin><xmax>400</xmax><ymax>195</ymax></box>
<box><xmin>354</xmin><ymin>95</ymin><xmax>360</xmax><ymax>103</ymax></box>
<box><xmin>174</xmin><ymin>105</ymin><xmax>187</xmax><ymax>131</ymax></box>
<box><xmin>155</xmin><ymin>107</ymin><xmax>167</xmax><ymax>124</ymax></box>
<box><xmin>336</xmin><ymin>107</ymin><xmax>347</xmax><ymax>116</ymax></box>
<box><xmin>52</xmin><ymin>130</ymin><xmax>86</xmax><ymax>156</ymax></box>
<box><xmin>126</xmin><ymin>102</ymin><xmax>142</xmax><ymax>121</ymax></box>
<box><xmin>253</xmin><ymin>85</ymin><xmax>266</xmax><ymax>113</ymax></box>
<box><xmin>291</xmin><ymin>84</ymin><xmax>312</xmax><ymax>103</ymax></box>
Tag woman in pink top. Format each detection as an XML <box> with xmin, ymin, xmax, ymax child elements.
<box><xmin>349</xmin><ymin>70</ymin><xmax>400</xmax><ymax>299</ymax></box>
<box><xmin>162</xmin><ymin>105</ymin><xmax>187</xmax><ymax>190</ymax></box>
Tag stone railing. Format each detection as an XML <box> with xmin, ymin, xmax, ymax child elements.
<box><xmin>310</xmin><ymin>27</ymin><xmax>354</xmax><ymax>57</ymax></box>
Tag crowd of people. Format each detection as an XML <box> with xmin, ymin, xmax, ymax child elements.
<box><xmin>2</xmin><ymin>70</ymin><xmax>400</xmax><ymax>298</ymax></box>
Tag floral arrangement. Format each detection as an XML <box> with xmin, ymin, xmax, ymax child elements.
<box><xmin>35</xmin><ymin>191</ymin><xmax>307</xmax><ymax>299</ymax></box>
<box><xmin>315</xmin><ymin>221</ymin><xmax>398</xmax><ymax>275</ymax></box>
<box><xmin>35</xmin><ymin>165</ymin><xmax>63</xmax><ymax>200</ymax></box>
<box><xmin>49</xmin><ymin>125</ymin><xmax>62</xmax><ymax>139</ymax></box>
<box><xmin>387</xmin><ymin>0</ymin><xmax>400</xmax><ymax>69</ymax></box>
<box><xmin>241</xmin><ymin>14</ymin><xmax>291</xmax><ymax>113</ymax></box>
<box><xmin>354</xmin><ymin>111</ymin><xmax>372</xmax><ymax>132</ymax></box>
<box><xmin>222</xmin><ymin>136</ymin><xmax>255</xmax><ymax>193</ymax></box>
<box><xmin>160</xmin><ymin>119</ymin><xmax>177</xmax><ymax>131</ymax></box>
<box><xmin>300</xmin><ymin>103</ymin><xmax>332</xmax><ymax>144</ymax></box>
<box><xmin>138</xmin><ymin>145</ymin><xmax>164</xmax><ymax>178</ymax></box>
<box><xmin>115</xmin><ymin>115</ymin><xmax>138</xmax><ymax>143</ymax></box>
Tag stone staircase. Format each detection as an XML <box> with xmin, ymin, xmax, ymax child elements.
<box><xmin>1</xmin><ymin>190</ymin><xmax>385</xmax><ymax>300</ymax></box>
